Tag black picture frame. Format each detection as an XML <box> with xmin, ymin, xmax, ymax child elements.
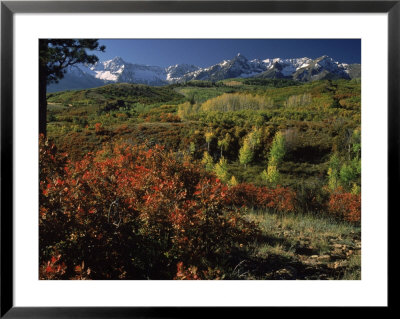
<box><xmin>0</xmin><ymin>1</ymin><xmax>394</xmax><ymax>317</ymax></box>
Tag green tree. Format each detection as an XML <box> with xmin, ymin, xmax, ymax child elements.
<box><xmin>204</xmin><ymin>131</ymin><xmax>215</xmax><ymax>153</ymax></box>
<box><xmin>339</xmin><ymin>157</ymin><xmax>361</xmax><ymax>190</ymax></box>
<box><xmin>268</xmin><ymin>131</ymin><xmax>285</xmax><ymax>166</ymax></box>
<box><xmin>328</xmin><ymin>128</ymin><xmax>361</xmax><ymax>192</ymax></box>
<box><xmin>327</xmin><ymin>152</ymin><xmax>341</xmax><ymax>191</ymax></box>
<box><xmin>229</xmin><ymin>175</ymin><xmax>238</xmax><ymax>186</ymax></box>
<box><xmin>262</xmin><ymin>131</ymin><xmax>285</xmax><ymax>186</ymax></box>
<box><xmin>217</xmin><ymin>133</ymin><xmax>231</xmax><ymax>158</ymax></box>
<box><xmin>238</xmin><ymin>127</ymin><xmax>261</xmax><ymax>167</ymax></box>
<box><xmin>39</xmin><ymin>39</ymin><xmax>105</xmax><ymax>136</ymax></box>
<box><xmin>248</xmin><ymin>127</ymin><xmax>262</xmax><ymax>150</ymax></box>
<box><xmin>239</xmin><ymin>139</ymin><xmax>253</xmax><ymax>168</ymax></box>
<box><xmin>351</xmin><ymin>128</ymin><xmax>361</xmax><ymax>159</ymax></box>
<box><xmin>201</xmin><ymin>151</ymin><xmax>214</xmax><ymax>171</ymax></box>
<box><xmin>261</xmin><ymin>165</ymin><xmax>280</xmax><ymax>186</ymax></box>
<box><xmin>189</xmin><ymin>142</ymin><xmax>196</xmax><ymax>156</ymax></box>
<box><xmin>214</xmin><ymin>157</ymin><xmax>229</xmax><ymax>183</ymax></box>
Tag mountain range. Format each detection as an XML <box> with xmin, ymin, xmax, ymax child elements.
<box><xmin>47</xmin><ymin>54</ymin><xmax>361</xmax><ymax>92</ymax></box>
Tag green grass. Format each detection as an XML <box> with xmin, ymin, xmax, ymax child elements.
<box><xmin>48</xmin><ymin>83</ymin><xmax>185</xmax><ymax>106</ymax></box>
<box><xmin>248</xmin><ymin>209</ymin><xmax>359</xmax><ymax>237</ymax></box>
<box><xmin>240</xmin><ymin>209</ymin><xmax>361</xmax><ymax>279</ymax></box>
<box><xmin>342</xmin><ymin>254</ymin><xmax>361</xmax><ymax>280</ymax></box>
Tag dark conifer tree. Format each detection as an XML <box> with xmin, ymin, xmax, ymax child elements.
<box><xmin>39</xmin><ymin>39</ymin><xmax>105</xmax><ymax>136</ymax></box>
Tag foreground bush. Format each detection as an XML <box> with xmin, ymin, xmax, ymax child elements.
<box><xmin>328</xmin><ymin>189</ymin><xmax>361</xmax><ymax>222</ymax></box>
<box><xmin>39</xmin><ymin>135</ymin><xmax>260</xmax><ymax>280</ymax></box>
<box><xmin>226</xmin><ymin>183</ymin><xmax>296</xmax><ymax>212</ymax></box>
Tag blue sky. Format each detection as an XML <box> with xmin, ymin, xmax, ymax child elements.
<box><xmin>96</xmin><ymin>39</ymin><xmax>361</xmax><ymax>67</ymax></box>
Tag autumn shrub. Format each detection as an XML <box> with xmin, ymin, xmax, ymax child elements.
<box><xmin>38</xmin><ymin>254</ymin><xmax>67</xmax><ymax>280</ymax></box>
<box><xmin>39</xmin><ymin>137</ymin><xmax>260</xmax><ymax>280</ymax></box>
<box><xmin>174</xmin><ymin>261</ymin><xmax>225</xmax><ymax>280</ymax></box>
<box><xmin>226</xmin><ymin>183</ymin><xmax>296</xmax><ymax>212</ymax></box>
<box><xmin>114</xmin><ymin>124</ymin><xmax>131</xmax><ymax>135</ymax></box>
<box><xmin>160</xmin><ymin>113</ymin><xmax>181</xmax><ymax>123</ymax></box>
<box><xmin>94</xmin><ymin>122</ymin><xmax>104</xmax><ymax>134</ymax></box>
<box><xmin>328</xmin><ymin>189</ymin><xmax>361</xmax><ymax>222</ymax></box>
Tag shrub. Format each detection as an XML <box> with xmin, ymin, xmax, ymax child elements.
<box><xmin>227</xmin><ymin>183</ymin><xmax>296</xmax><ymax>212</ymax></box>
<box><xmin>328</xmin><ymin>189</ymin><xmax>361</xmax><ymax>222</ymax></box>
<box><xmin>94</xmin><ymin>122</ymin><xmax>104</xmax><ymax>134</ymax></box>
<box><xmin>292</xmin><ymin>182</ymin><xmax>329</xmax><ymax>215</ymax></box>
<box><xmin>40</xmin><ymin>138</ymin><xmax>260</xmax><ymax>280</ymax></box>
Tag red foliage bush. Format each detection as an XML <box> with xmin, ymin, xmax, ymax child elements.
<box><xmin>160</xmin><ymin>113</ymin><xmax>181</xmax><ymax>123</ymax></box>
<box><xmin>39</xmin><ymin>137</ymin><xmax>260</xmax><ymax>280</ymax></box>
<box><xmin>226</xmin><ymin>183</ymin><xmax>296</xmax><ymax>212</ymax></box>
<box><xmin>39</xmin><ymin>254</ymin><xmax>67</xmax><ymax>280</ymax></box>
<box><xmin>94</xmin><ymin>122</ymin><xmax>104</xmax><ymax>134</ymax></box>
<box><xmin>174</xmin><ymin>261</ymin><xmax>224</xmax><ymax>280</ymax></box>
<box><xmin>328</xmin><ymin>190</ymin><xmax>361</xmax><ymax>222</ymax></box>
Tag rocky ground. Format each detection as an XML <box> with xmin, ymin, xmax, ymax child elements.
<box><xmin>237</xmin><ymin>211</ymin><xmax>361</xmax><ymax>280</ymax></box>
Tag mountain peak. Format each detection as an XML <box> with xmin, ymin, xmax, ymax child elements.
<box><xmin>235</xmin><ymin>52</ymin><xmax>247</xmax><ymax>59</ymax></box>
<box><xmin>48</xmin><ymin>54</ymin><xmax>360</xmax><ymax>92</ymax></box>
<box><xmin>110</xmin><ymin>56</ymin><xmax>126</xmax><ymax>64</ymax></box>
<box><xmin>317</xmin><ymin>55</ymin><xmax>332</xmax><ymax>61</ymax></box>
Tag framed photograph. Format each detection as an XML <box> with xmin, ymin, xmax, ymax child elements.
<box><xmin>1</xmin><ymin>0</ymin><xmax>394</xmax><ymax>316</ymax></box>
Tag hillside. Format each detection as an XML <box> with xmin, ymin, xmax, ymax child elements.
<box><xmin>47</xmin><ymin>79</ymin><xmax>360</xmax><ymax>185</ymax></box>
<box><xmin>42</xmin><ymin>78</ymin><xmax>361</xmax><ymax>280</ymax></box>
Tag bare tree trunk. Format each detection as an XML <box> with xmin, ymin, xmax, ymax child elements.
<box><xmin>39</xmin><ymin>73</ymin><xmax>47</xmax><ymax>137</ymax></box>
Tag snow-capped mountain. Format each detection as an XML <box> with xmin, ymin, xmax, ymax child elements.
<box><xmin>87</xmin><ymin>56</ymin><xmax>168</xmax><ymax>86</ymax></box>
<box><xmin>47</xmin><ymin>54</ymin><xmax>361</xmax><ymax>92</ymax></box>
<box><xmin>47</xmin><ymin>65</ymin><xmax>105</xmax><ymax>92</ymax></box>
<box><xmin>165</xmin><ymin>64</ymin><xmax>200</xmax><ymax>81</ymax></box>
<box><xmin>180</xmin><ymin>53</ymin><xmax>266</xmax><ymax>82</ymax></box>
<box><xmin>291</xmin><ymin>55</ymin><xmax>354</xmax><ymax>81</ymax></box>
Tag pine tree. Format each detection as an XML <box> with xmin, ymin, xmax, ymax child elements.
<box><xmin>39</xmin><ymin>39</ymin><xmax>105</xmax><ymax>136</ymax></box>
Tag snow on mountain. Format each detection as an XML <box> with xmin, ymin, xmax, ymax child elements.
<box><xmin>291</xmin><ymin>55</ymin><xmax>355</xmax><ymax>82</ymax></box>
<box><xmin>165</xmin><ymin>64</ymin><xmax>200</xmax><ymax>81</ymax></box>
<box><xmin>86</xmin><ymin>57</ymin><xmax>167</xmax><ymax>85</ymax></box>
<box><xmin>47</xmin><ymin>54</ymin><xmax>360</xmax><ymax>92</ymax></box>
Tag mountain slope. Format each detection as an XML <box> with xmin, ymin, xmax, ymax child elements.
<box><xmin>47</xmin><ymin>66</ymin><xmax>106</xmax><ymax>92</ymax></box>
<box><xmin>47</xmin><ymin>54</ymin><xmax>360</xmax><ymax>92</ymax></box>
